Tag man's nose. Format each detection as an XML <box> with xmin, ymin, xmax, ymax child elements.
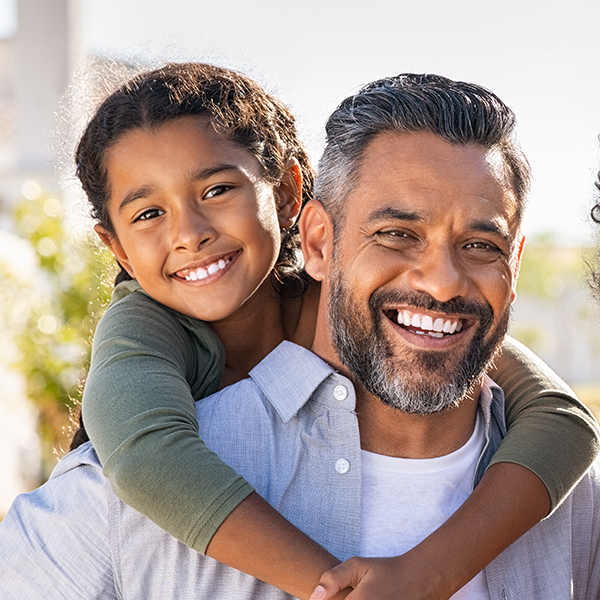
<box><xmin>172</xmin><ymin>205</ymin><xmax>216</xmax><ymax>252</ymax></box>
<box><xmin>404</xmin><ymin>246</ymin><xmax>468</xmax><ymax>303</ymax></box>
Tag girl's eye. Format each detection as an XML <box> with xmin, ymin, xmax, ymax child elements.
<box><xmin>204</xmin><ymin>185</ymin><xmax>231</xmax><ymax>199</ymax></box>
<box><xmin>135</xmin><ymin>208</ymin><xmax>164</xmax><ymax>222</ymax></box>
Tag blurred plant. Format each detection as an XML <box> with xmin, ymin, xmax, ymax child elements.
<box><xmin>516</xmin><ymin>234</ymin><xmax>583</xmax><ymax>298</ymax></box>
<box><xmin>2</xmin><ymin>181</ymin><xmax>114</xmax><ymax>477</ymax></box>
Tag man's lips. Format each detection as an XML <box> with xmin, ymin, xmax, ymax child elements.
<box><xmin>384</xmin><ymin>308</ymin><xmax>466</xmax><ymax>339</ymax></box>
<box><xmin>172</xmin><ymin>251</ymin><xmax>239</xmax><ymax>281</ymax></box>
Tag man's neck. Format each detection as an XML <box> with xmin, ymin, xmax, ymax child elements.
<box><xmin>311</xmin><ymin>316</ymin><xmax>481</xmax><ymax>459</ymax></box>
<box><xmin>354</xmin><ymin>384</ymin><xmax>481</xmax><ymax>459</ymax></box>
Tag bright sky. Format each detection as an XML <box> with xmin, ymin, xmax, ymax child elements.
<box><xmin>7</xmin><ymin>0</ymin><xmax>600</xmax><ymax>244</ymax></box>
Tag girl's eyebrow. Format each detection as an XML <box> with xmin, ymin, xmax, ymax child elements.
<box><xmin>118</xmin><ymin>164</ymin><xmax>243</xmax><ymax>213</ymax></box>
<box><xmin>190</xmin><ymin>164</ymin><xmax>242</xmax><ymax>181</ymax></box>
<box><xmin>118</xmin><ymin>186</ymin><xmax>153</xmax><ymax>213</ymax></box>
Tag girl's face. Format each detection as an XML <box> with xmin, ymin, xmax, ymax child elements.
<box><xmin>97</xmin><ymin>116</ymin><xmax>300</xmax><ymax>322</ymax></box>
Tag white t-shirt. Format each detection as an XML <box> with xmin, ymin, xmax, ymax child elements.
<box><xmin>359</xmin><ymin>410</ymin><xmax>490</xmax><ymax>599</ymax></box>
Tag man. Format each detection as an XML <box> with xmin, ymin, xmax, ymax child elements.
<box><xmin>1</xmin><ymin>74</ymin><xmax>599</xmax><ymax>599</ymax></box>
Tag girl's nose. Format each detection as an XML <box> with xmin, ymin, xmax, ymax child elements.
<box><xmin>172</xmin><ymin>206</ymin><xmax>216</xmax><ymax>251</ymax></box>
<box><xmin>404</xmin><ymin>246</ymin><xmax>468</xmax><ymax>303</ymax></box>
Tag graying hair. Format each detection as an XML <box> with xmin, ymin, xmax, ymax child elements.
<box><xmin>315</xmin><ymin>73</ymin><xmax>531</xmax><ymax>227</ymax></box>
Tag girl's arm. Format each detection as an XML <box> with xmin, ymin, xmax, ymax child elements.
<box><xmin>83</xmin><ymin>285</ymin><xmax>348</xmax><ymax>599</ymax></box>
<box><xmin>312</xmin><ymin>335</ymin><xmax>600</xmax><ymax>600</ymax></box>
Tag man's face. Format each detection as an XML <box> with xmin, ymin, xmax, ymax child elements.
<box><xmin>306</xmin><ymin>131</ymin><xmax>523</xmax><ymax>414</ymax></box>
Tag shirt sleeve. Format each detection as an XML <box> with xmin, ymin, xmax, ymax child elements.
<box><xmin>82</xmin><ymin>289</ymin><xmax>254</xmax><ymax>554</ymax></box>
<box><xmin>0</xmin><ymin>447</ymin><xmax>116</xmax><ymax>599</ymax></box>
<box><xmin>487</xmin><ymin>335</ymin><xmax>600</xmax><ymax>512</ymax></box>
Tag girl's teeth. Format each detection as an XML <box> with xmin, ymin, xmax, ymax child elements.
<box><xmin>185</xmin><ymin>258</ymin><xmax>229</xmax><ymax>281</ymax></box>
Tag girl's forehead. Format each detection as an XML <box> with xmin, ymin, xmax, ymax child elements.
<box><xmin>106</xmin><ymin>115</ymin><xmax>260</xmax><ymax>172</ymax></box>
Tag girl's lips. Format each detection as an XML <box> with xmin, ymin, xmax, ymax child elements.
<box><xmin>172</xmin><ymin>251</ymin><xmax>239</xmax><ymax>281</ymax></box>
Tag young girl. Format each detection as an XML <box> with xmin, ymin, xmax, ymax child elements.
<box><xmin>75</xmin><ymin>63</ymin><xmax>598</xmax><ymax>599</ymax></box>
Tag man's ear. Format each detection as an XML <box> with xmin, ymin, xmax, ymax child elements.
<box><xmin>94</xmin><ymin>224</ymin><xmax>136</xmax><ymax>279</ymax></box>
<box><xmin>275</xmin><ymin>158</ymin><xmax>303</xmax><ymax>229</ymax></box>
<box><xmin>299</xmin><ymin>199</ymin><xmax>334</xmax><ymax>282</ymax></box>
<box><xmin>510</xmin><ymin>234</ymin><xmax>525</xmax><ymax>303</ymax></box>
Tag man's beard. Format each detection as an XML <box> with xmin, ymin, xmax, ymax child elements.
<box><xmin>327</xmin><ymin>267</ymin><xmax>510</xmax><ymax>415</ymax></box>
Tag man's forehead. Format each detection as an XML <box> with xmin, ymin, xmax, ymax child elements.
<box><xmin>346</xmin><ymin>131</ymin><xmax>521</xmax><ymax>226</ymax></box>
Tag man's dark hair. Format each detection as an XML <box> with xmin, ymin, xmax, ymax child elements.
<box><xmin>315</xmin><ymin>73</ymin><xmax>531</xmax><ymax>227</ymax></box>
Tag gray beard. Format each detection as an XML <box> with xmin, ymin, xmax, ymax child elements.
<box><xmin>327</xmin><ymin>266</ymin><xmax>510</xmax><ymax>414</ymax></box>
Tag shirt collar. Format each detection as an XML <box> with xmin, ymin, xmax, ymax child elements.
<box><xmin>249</xmin><ymin>341</ymin><xmax>337</xmax><ymax>422</ymax></box>
<box><xmin>250</xmin><ymin>341</ymin><xmax>508</xmax><ymax>435</ymax></box>
<box><xmin>480</xmin><ymin>374</ymin><xmax>508</xmax><ymax>439</ymax></box>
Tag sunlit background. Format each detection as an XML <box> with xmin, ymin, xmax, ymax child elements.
<box><xmin>1</xmin><ymin>0</ymin><xmax>600</xmax><ymax>516</ymax></box>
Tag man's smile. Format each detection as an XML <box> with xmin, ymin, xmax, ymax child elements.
<box><xmin>385</xmin><ymin>308</ymin><xmax>466</xmax><ymax>339</ymax></box>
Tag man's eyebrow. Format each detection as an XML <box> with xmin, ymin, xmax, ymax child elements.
<box><xmin>117</xmin><ymin>164</ymin><xmax>242</xmax><ymax>213</ymax></box>
<box><xmin>367</xmin><ymin>207</ymin><xmax>424</xmax><ymax>222</ymax></box>
<box><xmin>469</xmin><ymin>219</ymin><xmax>512</xmax><ymax>241</ymax></box>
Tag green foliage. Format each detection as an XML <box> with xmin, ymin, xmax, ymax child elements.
<box><xmin>3</xmin><ymin>186</ymin><xmax>114</xmax><ymax>476</ymax></box>
<box><xmin>516</xmin><ymin>234</ymin><xmax>584</xmax><ymax>299</ymax></box>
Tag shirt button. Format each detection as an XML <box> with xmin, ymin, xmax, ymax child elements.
<box><xmin>335</xmin><ymin>459</ymin><xmax>350</xmax><ymax>474</ymax></box>
<box><xmin>333</xmin><ymin>385</ymin><xmax>348</xmax><ymax>401</ymax></box>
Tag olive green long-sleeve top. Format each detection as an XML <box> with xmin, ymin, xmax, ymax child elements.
<box><xmin>82</xmin><ymin>281</ymin><xmax>600</xmax><ymax>554</ymax></box>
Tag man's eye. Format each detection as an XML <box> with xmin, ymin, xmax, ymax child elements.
<box><xmin>135</xmin><ymin>208</ymin><xmax>164</xmax><ymax>222</ymax></box>
<box><xmin>204</xmin><ymin>185</ymin><xmax>231</xmax><ymax>199</ymax></box>
<box><xmin>378</xmin><ymin>230</ymin><xmax>409</xmax><ymax>239</ymax></box>
<box><xmin>465</xmin><ymin>241</ymin><xmax>499</xmax><ymax>251</ymax></box>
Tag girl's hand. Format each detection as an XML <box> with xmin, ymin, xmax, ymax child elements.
<box><xmin>309</xmin><ymin>554</ymin><xmax>453</xmax><ymax>600</ymax></box>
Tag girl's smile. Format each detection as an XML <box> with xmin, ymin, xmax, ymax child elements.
<box><xmin>96</xmin><ymin>115</ymin><xmax>299</xmax><ymax>323</ymax></box>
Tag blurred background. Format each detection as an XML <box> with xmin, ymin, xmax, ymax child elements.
<box><xmin>1</xmin><ymin>0</ymin><xmax>600</xmax><ymax>517</ymax></box>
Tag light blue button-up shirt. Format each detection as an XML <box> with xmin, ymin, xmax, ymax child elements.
<box><xmin>1</xmin><ymin>341</ymin><xmax>599</xmax><ymax>598</ymax></box>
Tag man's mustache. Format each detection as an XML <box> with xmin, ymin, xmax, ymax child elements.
<box><xmin>369</xmin><ymin>288</ymin><xmax>495</xmax><ymax>329</ymax></box>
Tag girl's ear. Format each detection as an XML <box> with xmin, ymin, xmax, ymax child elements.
<box><xmin>299</xmin><ymin>200</ymin><xmax>334</xmax><ymax>282</ymax></box>
<box><xmin>94</xmin><ymin>224</ymin><xmax>136</xmax><ymax>279</ymax></box>
<box><xmin>276</xmin><ymin>158</ymin><xmax>303</xmax><ymax>229</ymax></box>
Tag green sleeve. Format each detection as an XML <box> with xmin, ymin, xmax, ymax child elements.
<box><xmin>82</xmin><ymin>284</ymin><xmax>254</xmax><ymax>553</ymax></box>
<box><xmin>488</xmin><ymin>335</ymin><xmax>600</xmax><ymax>512</ymax></box>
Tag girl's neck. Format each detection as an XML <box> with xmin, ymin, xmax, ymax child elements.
<box><xmin>210</xmin><ymin>276</ymin><xmax>320</xmax><ymax>389</ymax></box>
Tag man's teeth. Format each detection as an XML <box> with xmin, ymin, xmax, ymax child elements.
<box><xmin>396</xmin><ymin>310</ymin><xmax>463</xmax><ymax>337</ymax></box>
<box><xmin>185</xmin><ymin>258</ymin><xmax>228</xmax><ymax>281</ymax></box>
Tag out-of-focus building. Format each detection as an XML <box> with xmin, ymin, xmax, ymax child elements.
<box><xmin>0</xmin><ymin>0</ymin><xmax>83</xmax><ymax>516</ymax></box>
